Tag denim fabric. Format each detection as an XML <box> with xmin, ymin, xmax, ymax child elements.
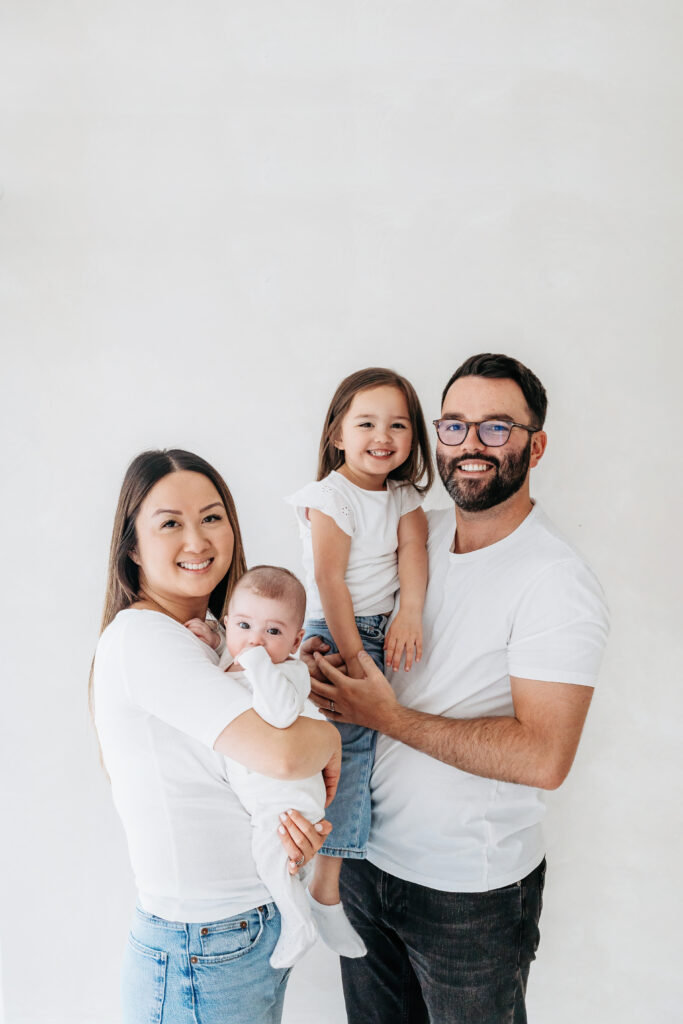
<box><xmin>121</xmin><ymin>903</ymin><xmax>290</xmax><ymax>1024</ymax></box>
<box><xmin>339</xmin><ymin>857</ymin><xmax>546</xmax><ymax>1024</ymax></box>
<box><xmin>303</xmin><ymin>615</ymin><xmax>386</xmax><ymax>858</ymax></box>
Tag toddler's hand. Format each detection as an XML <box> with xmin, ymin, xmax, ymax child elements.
<box><xmin>384</xmin><ymin>612</ymin><xmax>423</xmax><ymax>672</ymax></box>
<box><xmin>185</xmin><ymin>617</ymin><xmax>221</xmax><ymax>650</ymax></box>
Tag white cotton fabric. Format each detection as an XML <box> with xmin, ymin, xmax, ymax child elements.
<box><xmin>218</xmin><ymin>644</ymin><xmax>312</xmax><ymax>729</ymax></box>
<box><xmin>286</xmin><ymin>471</ymin><xmax>423</xmax><ymax>617</ymax></box>
<box><xmin>93</xmin><ymin>609</ymin><xmax>270</xmax><ymax>922</ymax></box>
<box><xmin>219</xmin><ymin>645</ymin><xmax>326</xmax><ymax>967</ymax></box>
<box><xmin>368</xmin><ymin>504</ymin><xmax>610</xmax><ymax>893</ymax></box>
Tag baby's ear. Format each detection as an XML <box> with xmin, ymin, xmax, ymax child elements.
<box><xmin>290</xmin><ymin>628</ymin><xmax>305</xmax><ymax>654</ymax></box>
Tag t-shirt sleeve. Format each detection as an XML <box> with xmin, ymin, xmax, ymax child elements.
<box><xmin>507</xmin><ymin>559</ymin><xmax>610</xmax><ymax>686</ymax></box>
<box><xmin>397</xmin><ymin>483</ymin><xmax>424</xmax><ymax>518</ymax></box>
<box><xmin>120</xmin><ymin>613</ymin><xmax>253</xmax><ymax>748</ymax></box>
<box><xmin>285</xmin><ymin>479</ymin><xmax>356</xmax><ymax>537</ymax></box>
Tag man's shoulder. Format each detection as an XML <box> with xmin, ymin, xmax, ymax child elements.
<box><xmin>424</xmin><ymin>507</ymin><xmax>453</xmax><ymax>554</ymax></box>
<box><xmin>521</xmin><ymin>506</ymin><xmax>595</xmax><ymax>575</ymax></box>
<box><xmin>512</xmin><ymin>508</ymin><xmax>608</xmax><ymax>627</ymax></box>
<box><xmin>426</xmin><ymin>506</ymin><xmax>453</xmax><ymax>532</ymax></box>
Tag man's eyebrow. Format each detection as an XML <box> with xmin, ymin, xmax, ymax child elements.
<box><xmin>439</xmin><ymin>413</ymin><xmax>515</xmax><ymax>423</ymax></box>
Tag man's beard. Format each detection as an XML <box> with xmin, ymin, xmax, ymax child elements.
<box><xmin>437</xmin><ymin>437</ymin><xmax>532</xmax><ymax>512</ymax></box>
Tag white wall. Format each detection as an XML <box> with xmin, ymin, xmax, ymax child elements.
<box><xmin>1</xmin><ymin>2</ymin><xmax>681</xmax><ymax>1021</ymax></box>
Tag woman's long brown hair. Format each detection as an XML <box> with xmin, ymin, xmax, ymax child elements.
<box><xmin>317</xmin><ymin>367</ymin><xmax>434</xmax><ymax>493</ymax></box>
<box><xmin>89</xmin><ymin>449</ymin><xmax>247</xmax><ymax>719</ymax></box>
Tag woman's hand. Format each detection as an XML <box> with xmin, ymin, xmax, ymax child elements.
<box><xmin>321</xmin><ymin>739</ymin><xmax>342</xmax><ymax>807</ymax></box>
<box><xmin>384</xmin><ymin>610</ymin><xmax>423</xmax><ymax>671</ymax></box>
<box><xmin>277</xmin><ymin>808</ymin><xmax>333</xmax><ymax>874</ymax></box>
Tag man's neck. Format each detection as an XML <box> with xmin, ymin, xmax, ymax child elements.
<box><xmin>452</xmin><ymin>491</ymin><xmax>534</xmax><ymax>554</ymax></box>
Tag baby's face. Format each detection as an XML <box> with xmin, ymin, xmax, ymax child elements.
<box><xmin>225</xmin><ymin>587</ymin><xmax>304</xmax><ymax>665</ymax></box>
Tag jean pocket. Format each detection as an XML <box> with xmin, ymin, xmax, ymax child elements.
<box><xmin>198</xmin><ymin>909</ymin><xmax>265</xmax><ymax>962</ymax></box>
<box><xmin>122</xmin><ymin>934</ymin><xmax>167</xmax><ymax>1024</ymax></box>
<box><xmin>356</xmin><ymin>622</ymin><xmax>384</xmax><ymax>641</ymax></box>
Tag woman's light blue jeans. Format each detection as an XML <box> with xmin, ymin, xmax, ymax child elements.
<box><xmin>302</xmin><ymin>614</ymin><xmax>387</xmax><ymax>859</ymax></box>
<box><xmin>122</xmin><ymin>903</ymin><xmax>289</xmax><ymax>1024</ymax></box>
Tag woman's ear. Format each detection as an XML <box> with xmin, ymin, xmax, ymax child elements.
<box><xmin>129</xmin><ymin>548</ymin><xmax>141</xmax><ymax>566</ymax></box>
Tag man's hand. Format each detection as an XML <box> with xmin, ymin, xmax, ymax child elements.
<box><xmin>309</xmin><ymin>650</ymin><xmax>401</xmax><ymax>731</ymax></box>
<box><xmin>299</xmin><ymin>634</ymin><xmax>348</xmax><ymax>683</ymax></box>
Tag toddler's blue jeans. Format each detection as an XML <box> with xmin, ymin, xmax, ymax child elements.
<box><xmin>302</xmin><ymin>614</ymin><xmax>387</xmax><ymax>858</ymax></box>
<box><xmin>121</xmin><ymin>903</ymin><xmax>289</xmax><ymax>1024</ymax></box>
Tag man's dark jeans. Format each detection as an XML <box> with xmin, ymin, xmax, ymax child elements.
<box><xmin>339</xmin><ymin>857</ymin><xmax>546</xmax><ymax>1024</ymax></box>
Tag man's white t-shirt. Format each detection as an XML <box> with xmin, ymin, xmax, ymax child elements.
<box><xmin>94</xmin><ymin>609</ymin><xmax>270</xmax><ymax>922</ymax></box>
<box><xmin>368</xmin><ymin>504</ymin><xmax>609</xmax><ymax>892</ymax></box>
<box><xmin>286</xmin><ymin>471</ymin><xmax>423</xmax><ymax>617</ymax></box>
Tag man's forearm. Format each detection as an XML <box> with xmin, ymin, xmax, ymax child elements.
<box><xmin>378</xmin><ymin>704</ymin><xmax>569</xmax><ymax>791</ymax></box>
<box><xmin>311</xmin><ymin>651</ymin><xmax>594</xmax><ymax>791</ymax></box>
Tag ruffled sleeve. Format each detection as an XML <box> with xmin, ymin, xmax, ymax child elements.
<box><xmin>285</xmin><ymin>478</ymin><xmax>356</xmax><ymax>537</ymax></box>
<box><xmin>393</xmin><ymin>482</ymin><xmax>424</xmax><ymax>518</ymax></box>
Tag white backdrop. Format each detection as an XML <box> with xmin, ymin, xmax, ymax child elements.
<box><xmin>1</xmin><ymin>2</ymin><xmax>682</xmax><ymax>1022</ymax></box>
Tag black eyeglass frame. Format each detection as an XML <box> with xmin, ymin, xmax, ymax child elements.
<box><xmin>432</xmin><ymin>419</ymin><xmax>539</xmax><ymax>447</ymax></box>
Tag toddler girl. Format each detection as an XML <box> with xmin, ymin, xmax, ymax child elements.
<box><xmin>287</xmin><ymin>366</ymin><xmax>433</xmax><ymax>956</ymax></box>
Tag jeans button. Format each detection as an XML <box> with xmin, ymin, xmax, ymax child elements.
<box><xmin>240</xmin><ymin>921</ymin><xmax>247</xmax><ymax>929</ymax></box>
<box><xmin>201</xmin><ymin>927</ymin><xmax>209</xmax><ymax>935</ymax></box>
<box><xmin>191</xmin><ymin>956</ymin><xmax>198</xmax><ymax>964</ymax></box>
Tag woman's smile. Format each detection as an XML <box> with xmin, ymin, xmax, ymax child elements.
<box><xmin>177</xmin><ymin>557</ymin><xmax>214</xmax><ymax>572</ymax></box>
<box><xmin>132</xmin><ymin>470</ymin><xmax>235</xmax><ymax>618</ymax></box>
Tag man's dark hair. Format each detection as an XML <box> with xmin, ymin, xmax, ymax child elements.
<box><xmin>441</xmin><ymin>353</ymin><xmax>548</xmax><ymax>428</ymax></box>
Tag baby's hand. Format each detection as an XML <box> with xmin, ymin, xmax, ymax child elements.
<box><xmin>185</xmin><ymin>617</ymin><xmax>221</xmax><ymax>650</ymax></box>
<box><xmin>384</xmin><ymin>611</ymin><xmax>423</xmax><ymax>672</ymax></box>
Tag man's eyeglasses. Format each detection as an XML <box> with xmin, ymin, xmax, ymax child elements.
<box><xmin>432</xmin><ymin>419</ymin><xmax>539</xmax><ymax>448</ymax></box>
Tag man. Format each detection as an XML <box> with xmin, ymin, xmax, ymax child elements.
<box><xmin>307</xmin><ymin>353</ymin><xmax>609</xmax><ymax>1024</ymax></box>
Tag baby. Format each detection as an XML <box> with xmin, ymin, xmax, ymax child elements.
<box><xmin>186</xmin><ymin>565</ymin><xmax>364</xmax><ymax>968</ymax></box>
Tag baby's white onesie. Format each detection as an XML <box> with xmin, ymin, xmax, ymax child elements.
<box><xmin>218</xmin><ymin>644</ymin><xmax>326</xmax><ymax>969</ymax></box>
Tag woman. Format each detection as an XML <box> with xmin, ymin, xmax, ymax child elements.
<box><xmin>91</xmin><ymin>449</ymin><xmax>341</xmax><ymax>1024</ymax></box>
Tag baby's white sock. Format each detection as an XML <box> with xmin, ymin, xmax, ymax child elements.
<box><xmin>306</xmin><ymin>889</ymin><xmax>367</xmax><ymax>958</ymax></box>
<box><xmin>269</xmin><ymin>918</ymin><xmax>318</xmax><ymax>970</ymax></box>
